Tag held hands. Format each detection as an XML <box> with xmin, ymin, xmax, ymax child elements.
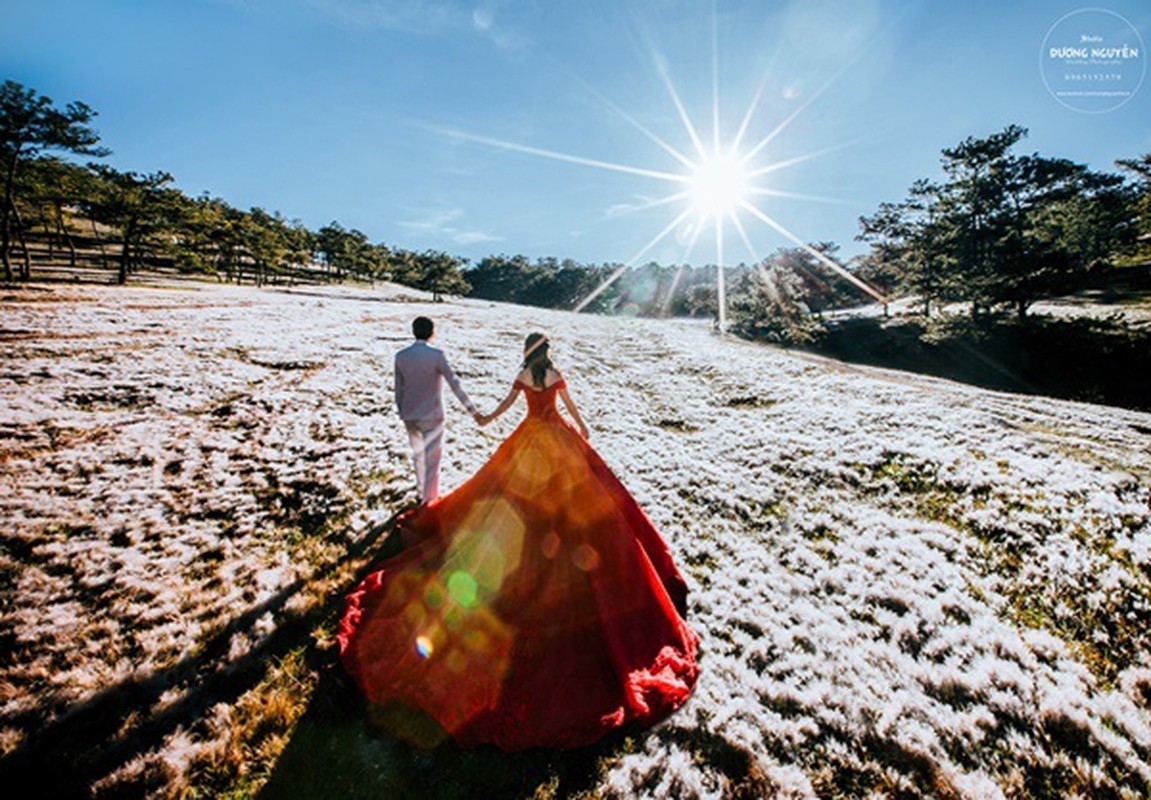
<box><xmin>474</xmin><ymin>410</ymin><xmax>584</xmax><ymax>436</ymax></box>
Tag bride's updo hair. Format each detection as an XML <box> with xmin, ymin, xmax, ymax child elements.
<box><xmin>522</xmin><ymin>332</ymin><xmax>554</xmax><ymax>388</ymax></box>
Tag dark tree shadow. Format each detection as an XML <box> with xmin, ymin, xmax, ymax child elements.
<box><xmin>811</xmin><ymin>314</ymin><xmax>1151</xmax><ymax>411</ymax></box>
<box><xmin>0</xmin><ymin>502</ymin><xmax>629</xmax><ymax>799</ymax></box>
<box><xmin>0</xmin><ymin>513</ymin><xmax>406</xmax><ymax>798</ymax></box>
<box><xmin>256</xmin><ymin>646</ymin><xmax>619</xmax><ymax>800</ymax></box>
<box><xmin>256</xmin><ymin>510</ymin><xmax>631</xmax><ymax>799</ymax></box>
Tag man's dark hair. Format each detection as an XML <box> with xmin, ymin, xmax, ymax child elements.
<box><xmin>412</xmin><ymin>317</ymin><xmax>434</xmax><ymax>340</ymax></box>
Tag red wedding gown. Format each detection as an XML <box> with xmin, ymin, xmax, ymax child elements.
<box><xmin>338</xmin><ymin>378</ymin><xmax>699</xmax><ymax>751</ymax></box>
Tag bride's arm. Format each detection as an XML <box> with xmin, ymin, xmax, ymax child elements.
<box><xmin>558</xmin><ymin>386</ymin><xmax>590</xmax><ymax>439</ymax></box>
<box><xmin>479</xmin><ymin>384</ymin><xmax>520</xmax><ymax>426</ymax></box>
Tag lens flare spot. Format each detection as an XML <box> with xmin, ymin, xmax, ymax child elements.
<box><xmin>424</xmin><ymin>584</ymin><xmax>444</xmax><ymax>609</ymax></box>
<box><xmin>449</xmin><ymin>498</ymin><xmax>527</xmax><ymax>594</ymax></box>
<box><xmin>507</xmin><ymin>440</ymin><xmax>555</xmax><ymax>495</ymax></box>
<box><xmin>541</xmin><ymin>532</ymin><xmax>561</xmax><ymax>559</ymax></box>
<box><xmin>443</xmin><ymin>605</ymin><xmax>466</xmax><ymax>630</ymax></box>
<box><xmin>415</xmin><ymin>635</ymin><xmax>434</xmax><ymax>659</ymax></box>
<box><xmin>465</xmin><ymin>629</ymin><xmax>492</xmax><ymax>654</ymax></box>
<box><xmin>572</xmin><ymin>544</ymin><xmax>601</xmax><ymax>572</ymax></box>
<box><xmin>448</xmin><ymin>570</ymin><xmax>479</xmax><ymax>607</ymax></box>
<box><xmin>402</xmin><ymin>600</ymin><xmax>428</xmax><ymax>629</ymax></box>
<box><xmin>447</xmin><ymin>649</ymin><xmax>468</xmax><ymax>673</ymax></box>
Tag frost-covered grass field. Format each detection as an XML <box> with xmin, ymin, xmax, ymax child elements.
<box><xmin>1</xmin><ymin>280</ymin><xmax>1149</xmax><ymax>799</ymax></box>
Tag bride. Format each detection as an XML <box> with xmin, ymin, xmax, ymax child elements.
<box><xmin>338</xmin><ymin>332</ymin><xmax>698</xmax><ymax>751</ymax></box>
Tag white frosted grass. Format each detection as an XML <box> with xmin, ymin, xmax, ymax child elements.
<box><xmin>1</xmin><ymin>282</ymin><xmax>1149</xmax><ymax>795</ymax></box>
<box><xmin>603</xmin><ymin>738</ymin><xmax>725</xmax><ymax>799</ymax></box>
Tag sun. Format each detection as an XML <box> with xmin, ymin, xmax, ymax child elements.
<box><xmin>687</xmin><ymin>152</ymin><xmax>751</xmax><ymax>221</ymax></box>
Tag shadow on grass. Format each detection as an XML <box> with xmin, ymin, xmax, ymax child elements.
<box><xmin>257</xmin><ymin>648</ymin><xmax>619</xmax><ymax>800</ymax></box>
<box><xmin>811</xmin><ymin>313</ymin><xmax>1151</xmax><ymax>411</ymax></box>
<box><xmin>257</xmin><ymin>508</ymin><xmax>629</xmax><ymax>799</ymax></box>
<box><xmin>0</xmin><ymin>512</ymin><xmax>403</xmax><ymax>798</ymax></box>
<box><xmin>0</xmin><ymin>500</ymin><xmax>624</xmax><ymax>799</ymax></box>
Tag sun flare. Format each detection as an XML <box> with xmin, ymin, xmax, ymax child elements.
<box><xmin>436</xmin><ymin>3</ymin><xmax>888</xmax><ymax>327</ymax></box>
<box><xmin>687</xmin><ymin>152</ymin><xmax>751</xmax><ymax>221</ymax></box>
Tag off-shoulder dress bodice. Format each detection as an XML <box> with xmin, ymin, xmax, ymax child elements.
<box><xmin>517</xmin><ymin>378</ymin><xmax>566</xmax><ymax>419</ymax></box>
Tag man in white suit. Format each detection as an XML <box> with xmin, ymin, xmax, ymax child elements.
<box><xmin>394</xmin><ymin>316</ymin><xmax>480</xmax><ymax>504</ymax></box>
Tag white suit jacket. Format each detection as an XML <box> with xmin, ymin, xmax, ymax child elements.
<box><xmin>394</xmin><ymin>340</ymin><xmax>476</xmax><ymax>422</ymax></box>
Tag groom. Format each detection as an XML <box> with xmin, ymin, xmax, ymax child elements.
<box><xmin>394</xmin><ymin>316</ymin><xmax>481</xmax><ymax>504</ymax></box>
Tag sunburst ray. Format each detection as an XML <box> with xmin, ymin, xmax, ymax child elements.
<box><xmin>740</xmin><ymin>200</ymin><xmax>886</xmax><ymax>302</ymax></box>
<box><xmin>428</xmin><ymin>125</ymin><xmax>686</xmax><ymax>185</ymax></box>
<box><xmin>573</xmin><ymin>77</ymin><xmax>697</xmax><ymax>170</ymax></box>
<box><xmin>574</xmin><ymin>205</ymin><xmax>696</xmax><ymax>313</ymax></box>
<box><xmin>651</xmin><ymin>54</ymin><xmax>709</xmax><ymax>162</ymax></box>
<box><xmin>714</xmin><ymin>214</ymin><xmax>726</xmax><ymax>329</ymax></box>
<box><xmin>611</xmin><ymin>190</ymin><xmax>693</xmax><ymax>218</ymax></box>
<box><xmin>748</xmin><ymin>186</ymin><xmax>856</xmax><ymax>206</ymax></box>
<box><xmin>711</xmin><ymin>0</ymin><xmax>721</xmax><ymax>157</ymax></box>
<box><xmin>729</xmin><ymin>208</ymin><xmax>758</xmax><ymax>263</ymax></box>
<box><xmin>746</xmin><ymin>140</ymin><xmax>861</xmax><ymax>179</ymax></box>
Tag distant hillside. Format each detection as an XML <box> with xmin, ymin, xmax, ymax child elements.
<box><xmin>810</xmin><ymin>266</ymin><xmax>1151</xmax><ymax>413</ymax></box>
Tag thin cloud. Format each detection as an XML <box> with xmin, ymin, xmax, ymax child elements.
<box><xmin>400</xmin><ymin>207</ymin><xmax>503</xmax><ymax>246</ymax></box>
<box><xmin>452</xmin><ymin>230</ymin><xmax>503</xmax><ymax>245</ymax></box>
<box><xmin>306</xmin><ymin>0</ymin><xmax>459</xmax><ymax>34</ymax></box>
<box><xmin>605</xmin><ymin>194</ymin><xmax>667</xmax><ymax>218</ymax></box>
<box><xmin>400</xmin><ymin>207</ymin><xmax>462</xmax><ymax>233</ymax></box>
<box><xmin>471</xmin><ymin>1</ymin><xmax>531</xmax><ymax>51</ymax></box>
<box><xmin>472</xmin><ymin>5</ymin><xmax>494</xmax><ymax>31</ymax></box>
<box><xmin>305</xmin><ymin>0</ymin><xmax>531</xmax><ymax>49</ymax></box>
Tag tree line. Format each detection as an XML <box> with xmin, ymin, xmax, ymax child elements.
<box><xmin>857</xmin><ymin>124</ymin><xmax>1147</xmax><ymax>320</ymax></box>
<box><xmin>4</xmin><ymin>79</ymin><xmax>1148</xmax><ymax>337</ymax></box>
<box><xmin>0</xmin><ymin>80</ymin><xmax>472</xmax><ymax>295</ymax></box>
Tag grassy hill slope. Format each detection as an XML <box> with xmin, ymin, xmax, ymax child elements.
<box><xmin>1</xmin><ymin>281</ymin><xmax>1149</xmax><ymax>798</ymax></box>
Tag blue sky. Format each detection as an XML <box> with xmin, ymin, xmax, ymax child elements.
<box><xmin>2</xmin><ymin>0</ymin><xmax>1149</xmax><ymax>269</ymax></box>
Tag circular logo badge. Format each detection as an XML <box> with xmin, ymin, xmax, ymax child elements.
<box><xmin>1041</xmin><ymin>7</ymin><xmax>1145</xmax><ymax>113</ymax></box>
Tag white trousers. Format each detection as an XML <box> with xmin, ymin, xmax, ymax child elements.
<box><xmin>404</xmin><ymin>419</ymin><xmax>445</xmax><ymax>503</ymax></box>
